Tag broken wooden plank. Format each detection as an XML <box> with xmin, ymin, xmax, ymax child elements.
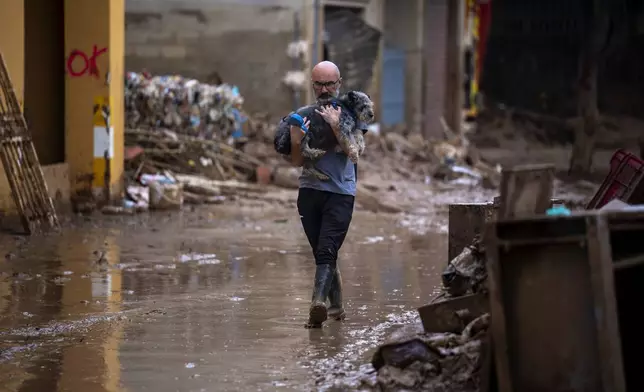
<box><xmin>417</xmin><ymin>293</ymin><xmax>488</xmax><ymax>334</ymax></box>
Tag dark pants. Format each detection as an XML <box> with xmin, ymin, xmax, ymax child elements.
<box><xmin>297</xmin><ymin>188</ymin><xmax>355</xmax><ymax>266</ymax></box>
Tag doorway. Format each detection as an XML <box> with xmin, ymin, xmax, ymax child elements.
<box><xmin>322</xmin><ymin>5</ymin><xmax>381</xmax><ymax>93</ymax></box>
<box><xmin>24</xmin><ymin>0</ymin><xmax>65</xmax><ymax>165</ymax></box>
<box><xmin>322</xmin><ymin>5</ymin><xmax>364</xmax><ymax>62</ymax></box>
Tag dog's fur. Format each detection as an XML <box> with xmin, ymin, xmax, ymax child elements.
<box><xmin>273</xmin><ymin>91</ymin><xmax>374</xmax><ymax>181</ymax></box>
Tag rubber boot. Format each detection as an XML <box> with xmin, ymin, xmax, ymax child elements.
<box><xmin>306</xmin><ymin>264</ymin><xmax>335</xmax><ymax>328</ymax></box>
<box><xmin>327</xmin><ymin>268</ymin><xmax>346</xmax><ymax>320</ymax></box>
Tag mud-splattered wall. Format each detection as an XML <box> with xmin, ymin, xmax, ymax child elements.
<box><xmin>480</xmin><ymin>0</ymin><xmax>644</xmax><ymax>119</ymax></box>
<box><xmin>125</xmin><ymin>0</ymin><xmax>301</xmax><ymax>118</ymax></box>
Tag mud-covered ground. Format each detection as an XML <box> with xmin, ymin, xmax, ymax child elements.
<box><xmin>0</xmin><ymin>175</ymin><xmax>594</xmax><ymax>392</ymax></box>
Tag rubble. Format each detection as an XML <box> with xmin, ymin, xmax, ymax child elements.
<box><xmin>441</xmin><ymin>237</ymin><xmax>487</xmax><ymax>297</ymax></box>
<box><xmin>360</xmin><ymin>235</ymin><xmax>491</xmax><ymax>391</ymax></box>
<box><xmin>116</xmin><ymin>71</ymin><xmax>501</xmax><ymax>216</ymax></box>
<box><xmin>360</xmin><ymin>314</ymin><xmax>490</xmax><ymax>392</ymax></box>
<box><xmin>125</xmin><ymin>72</ymin><xmax>245</xmax><ymax>141</ymax></box>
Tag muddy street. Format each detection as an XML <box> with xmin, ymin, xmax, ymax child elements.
<box><xmin>0</xmin><ymin>193</ymin><xmax>461</xmax><ymax>392</ymax></box>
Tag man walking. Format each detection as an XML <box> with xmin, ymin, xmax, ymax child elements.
<box><xmin>288</xmin><ymin>61</ymin><xmax>368</xmax><ymax>328</ymax></box>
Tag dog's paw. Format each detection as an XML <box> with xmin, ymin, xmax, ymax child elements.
<box><xmin>348</xmin><ymin>147</ymin><xmax>360</xmax><ymax>164</ymax></box>
<box><xmin>304</xmin><ymin>167</ymin><xmax>330</xmax><ymax>181</ymax></box>
<box><xmin>314</xmin><ymin>172</ymin><xmax>330</xmax><ymax>181</ymax></box>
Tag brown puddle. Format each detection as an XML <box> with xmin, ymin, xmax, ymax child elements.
<box><xmin>0</xmin><ymin>205</ymin><xmax>447</xmax><ymax>392</ymax></box>
<box><xmin>0</xmin><ymin>178</ymin><xmax>594</xmax><ymax>391</ymax></box>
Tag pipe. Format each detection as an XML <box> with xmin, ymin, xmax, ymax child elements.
<box><xmin>293</xmin><ymin>11</ymin><xmax>301</xmax><ymax>110</ymax></box>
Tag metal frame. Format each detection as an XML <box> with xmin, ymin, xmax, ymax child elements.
<box><xmin>486</xmin><ymin>211</ymin><xmax>627</xmax><ymax>392</ymax></box>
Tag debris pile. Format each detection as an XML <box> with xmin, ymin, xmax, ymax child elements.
<box><xmin>125</xmin><ymin>72</ymin><xmax>246</xmax><ymax>141</ymax></box>
<box><xmin>360</xmin><ymin>239</ymin><xmax>491</xmax><ymax>391</ymax></box>
<box><xmin>115</xmin><ymin>70</ymin><xmax>501</xmax><ymax>216</ymax></box>
<box><xmin>361</xmin><ymin>314</ymin><xmax>490</xmax><ymax>392</ymax></box>
<box><xmin>441</xmin><ymin>237</ymin><xmax>487</xmax><ymax>297</ymax></box>
<box><xmin>125</xmin><ymin>128</ymin><xmax>265</xmax><ymax>182</ymax></box>
<box><xmin>366</xmin><ymin>129</ymin><xmax>501</xmax><ymax>188</ymax></box>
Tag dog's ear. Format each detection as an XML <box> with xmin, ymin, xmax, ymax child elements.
<box><xmin>347</xmin><ymin>91</ymin><xmax>356</xmax><ymax>102</ymax></box>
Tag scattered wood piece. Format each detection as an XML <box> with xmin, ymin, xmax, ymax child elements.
<box><xmin>417</xmin><ymin>293</ymin><xmax>488</xmax><ymax>334</ymax></box>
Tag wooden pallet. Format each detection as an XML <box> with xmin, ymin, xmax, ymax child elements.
<box><xmin>0</xmin><ymin>53</ymin><xmax>58</xmax><ymax>234</ymax></box>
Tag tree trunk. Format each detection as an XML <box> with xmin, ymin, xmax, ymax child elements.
<box><xmin>568</xmin><ymin>1</ymin><xmax>610</xmax><ymax>177</ymax></box>
<box><xmin>568</xmin><ymin>56</ymin><xmax>599</xmax><ymax>177</ymax></box>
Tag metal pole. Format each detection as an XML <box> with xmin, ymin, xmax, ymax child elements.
<box><xmin>312</xmin><ymin>0</ymin><xmax>320</xmax><ymax>66</ymax></box>
<box><xmin>293</xmin><ymin>11</ymin><xmax>302</xmax><ymax>110</ymax></box>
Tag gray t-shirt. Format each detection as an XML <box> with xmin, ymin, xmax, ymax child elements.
<box><xmin>299</xmin><ymin>149</ymin><xmax>358</xmax><ymax>196</ymax></box>
<box><xmin>295</xmin><ymin>104</ymin><xmax>367</xmax><ymax>197</ymax></box>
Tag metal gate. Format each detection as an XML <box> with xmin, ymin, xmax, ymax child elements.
<box><xmin>381</xmin><ymin>47</ymin><xmax>406</xmax><ymax>127</ymax></box>
<box><xmin>0</xmin><ymin>53</ymin><xmax>59</xmax><ymax>234</ymax></box>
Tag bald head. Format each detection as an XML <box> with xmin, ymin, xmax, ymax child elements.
<box><xmin>311</xmin><ymin>61</ymin><xmax>340</xmax><ymax>81</ymax></box>
<box><xmin>311</xmin><ymin>61</ymin><xmax>341</xmax><ymax>102</ymax></box>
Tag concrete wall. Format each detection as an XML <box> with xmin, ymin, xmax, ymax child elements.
<box><xmin>125</xmin><ymin>0</ymin><xmax>302</xmax><ymax>118</ymax></box>
<box><xmin>0</xmin><ymin>0</ymin><xmax>25</xmax><ymax>103</ymax></box>
<box><xmin>126</xmin><ymin>0</ymin><xmax>384</xmax><ymax>119</ymax></box>
<box><xmin>422</xmin><ymin>0</ymin><xmax>448</xmax><ymax>138</ymax></box>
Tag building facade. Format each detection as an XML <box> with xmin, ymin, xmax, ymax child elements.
<box><xmin>125</xmin><ymin>0</ymin><xmax>384</xmax><ymax>119</ymax></box>
<box><xmin>0</xmin><ymin>0</ymin><xmax>126</xmax><ymax>215</ymax></box>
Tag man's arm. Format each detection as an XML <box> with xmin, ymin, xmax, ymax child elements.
<box><xmin>330</xmin><ymin>123</ymin><xmax>354</xmax><ymax>156</ymax></box>
<box><xmin>288</xmin><ymin>115</ymin><xmax>309</xmax><ymax>166</ymax></box>
<box><xmin>289</xmin><ymin>125</ymin><xmax>305</xmax><ymax>167</ymax></box>
<box><xmin>316</xmin><ymin>105</ymin><xmax>354</xmax><ymax>156</ymax></box>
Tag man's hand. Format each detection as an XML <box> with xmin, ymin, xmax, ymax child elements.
<box><xmin>315</xmin><ymin>105</ymin><xmax>341</xmax><ymax>131</ymax></box>
<box><xmin>289</xmin><ymin>117</ymin><xmax>309</xmax><ymax>143</ymax></box>
<box><xmin>316</xmin><ymin>105</ymin><xmax>353</xmax><ymax>156</ymax></box>
<box><xmin>289</xmin><ymin>117</ymin><xmax>309</xmax><ymax>167</ymax></box>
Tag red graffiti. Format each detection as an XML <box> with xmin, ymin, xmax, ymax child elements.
<box><xmin>66</xmin><ymin>45</ymin><xmax>108</xmax><ymax>78</ymax></box>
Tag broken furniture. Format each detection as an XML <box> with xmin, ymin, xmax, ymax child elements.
<box><xmin>586</xmin><ymin>149</ymin><xmax>644</xmax><ymax>209</ymax></box>
<box><xmin>447</xmin><ymin>163</ymin><xmax>557</xmax><ymax>263</ymax></box>
<box><xmin>447</xmin><ymin>196</ymin><xmax>564</xmax><ymax>263</ymax></box>
<box><xmin>0</xmin><ymin>52</ymin><xmax>58</xmax><ymax>234</ymax></box>
<box><xmin>484</xmin><ymin>209</ymin><xmax>644</xmax><ymax>392</ymax></box>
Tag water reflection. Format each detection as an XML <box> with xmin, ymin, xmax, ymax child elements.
<box><xmin>0</xmin><ymin>209</ymin><xmax>446</xmax><ymax>391</ymax></box>
<box><xmin>0</xmin><ymin>229</ymin><xmax>124</xmax><ymax>391</ymax></box>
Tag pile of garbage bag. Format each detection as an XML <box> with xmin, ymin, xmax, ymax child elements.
<box><xmin>125</xmin><ymin>72</ymin><xmax>247</xmax><ymax>141</ymax></box>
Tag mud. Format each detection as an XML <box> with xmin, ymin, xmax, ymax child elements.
<box><xmin>0</xmin><ymin>181</ymin><xmax>594</xmax><ymax>391</ymax></box>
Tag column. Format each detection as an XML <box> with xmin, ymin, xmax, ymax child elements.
<box><xmin>65</xmin><ymin>0</ymin><xmax>124</xmax><ymax>201</ymax></box>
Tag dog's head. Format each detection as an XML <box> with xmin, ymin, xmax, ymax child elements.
<box><xmin>346</xmin><ymin>91</ymin><xmax>375</xmax><ymax>123</ymax></box>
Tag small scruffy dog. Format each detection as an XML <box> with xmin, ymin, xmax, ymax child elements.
<box><xmin>274</xmin><ymin>91</ymin><xmax>374</xmax><ymax>180</ymax></box>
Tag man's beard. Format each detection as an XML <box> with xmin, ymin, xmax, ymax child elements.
<box><xmin>317</xmin><ymin>92</ymin><xmax>337</xmax><ymax>104</ymax></box>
